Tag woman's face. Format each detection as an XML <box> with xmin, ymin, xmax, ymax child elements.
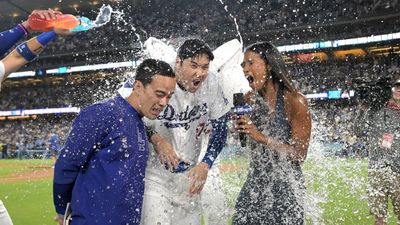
<box><xmin>242</xmin><ymin>50</ymin><xmax>270</xmax><ymax>91</ymax></box>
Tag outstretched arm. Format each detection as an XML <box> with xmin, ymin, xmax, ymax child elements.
<box><xmin>0</xmin><ymin>9</ymin><xmax>61</xmax><ymax>57</ymax></box>
<box><xmin>200</xmin><ymin>113</ymin><xmax>229</xmax><ymax>168</ymax></box>
<box><xmin>0</xmin><ymin>31</ymin><xmax>57</xmax><ymax>87</ymax></box>
<box><xmin>188</xmin><ymin>113</ymin><xmax>229</xmax><ymax>195</ymax></box>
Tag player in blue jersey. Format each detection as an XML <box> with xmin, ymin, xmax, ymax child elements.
<box><xmin>53</xmin><ymin>59</ymin><xmax>176</xmax><ymax>225</ymax></box>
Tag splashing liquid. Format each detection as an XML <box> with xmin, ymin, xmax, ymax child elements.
<box><xmin>217</xmin><ymin>0</ymin><xmax>243</xmax><ymax>44</ymax></box>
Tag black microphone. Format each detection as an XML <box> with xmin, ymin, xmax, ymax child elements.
<box><xmin>233</xmin><ymin>93</ymin><xmax>246</xmax><ymax>147</ymax></box>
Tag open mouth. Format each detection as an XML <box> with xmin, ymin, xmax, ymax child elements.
<box><xmin>246</xmin><ymin>75</ymin><xmax>254</xmax><ymax>84</ymax></box>
<box><xmin>151</xmin><ymin>108</ymin><xmax>162</xmax><ymax>115</ymax></box>
<box><xmin>192</xmin><ymin>79</ymin><xmax>201</xmax><ymax>87</ymax></box>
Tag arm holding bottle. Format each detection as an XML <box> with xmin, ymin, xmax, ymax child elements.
<box><xmin>0</xmin><ymin>9</ymin><xmax>62</xmax><ymax>57</ymax></box>
<box><xmin>0</xmin><ymin>28</ymin><xmax>74</xmax><ymax>91</ymax></box>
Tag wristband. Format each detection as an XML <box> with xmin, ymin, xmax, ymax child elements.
<box><xmin>37</xmin><ymin>31</ymin><xmax>57</xmax><ymax>46</ymax></box>
<box><xmin>17</xmin><ymin>24</ymin><xmax>29</xmax><ymax>37</ymax></box>
<box><xmin>16</xmin><ymin>42</ymin><xmax>37</xmax><ymax>61</ymax></box>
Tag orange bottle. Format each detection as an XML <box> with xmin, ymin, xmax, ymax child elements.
<box><xmin>28</xmin><ymin>14</ymin><xmax>79</xmax><ymax>31</ymax></box>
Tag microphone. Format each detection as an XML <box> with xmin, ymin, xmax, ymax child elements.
<box><xmin>233</xmin><ymin>93</ymin><xmax>248</xmax><ymax>147</ymax></box>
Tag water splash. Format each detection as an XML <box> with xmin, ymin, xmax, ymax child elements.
<box><xmin>217</xmin><ymin>0</ymin><xmax>243</xmax><ymax>44</ymax></box>
<box><xmin>111</xmin><ymin>8</ymin><xmax>144</xmax><ymax>51</ymax></box>
<box><xmin>70</xmin><ymin>4</ymin><xmax>114</xmax><ymax>32</ymax></box>
<box><xmin>93</xmin><ymin>5</ymin><xmax>114</xmax><ymax>27</ymax></box>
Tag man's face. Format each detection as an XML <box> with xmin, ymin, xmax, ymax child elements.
<box><xmin>175</xmin><ymin>54</ymin><xmax>210</xmax><ymax>93</ymax></box>
<box><xmin>392</xmin><ymin>84</ymin><xmax>400</xmax><ymax>101</ymax></box>
<box><xmin>136</xmin><ymin>74</ymin><xmax>176</xmax><ymax>120</ymax></box>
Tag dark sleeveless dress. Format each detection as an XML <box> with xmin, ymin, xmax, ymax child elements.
<box><xmin>232</xmin><ymin>84</ymin><xmax>305</xmax><ymax>225</ymax></box>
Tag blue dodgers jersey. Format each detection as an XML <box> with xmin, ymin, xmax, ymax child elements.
<box><xmin>53</xmin><ymin>95</ymin><xmax>148</xmax><ymax>225</ymax></box>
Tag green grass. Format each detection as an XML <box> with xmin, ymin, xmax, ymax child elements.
<box><xmin>0</xmin><ymin>180</ymin><xmax>54</xmax><ymax>225</ymax></box>
<box><xmin>0</xmin><ymin>158</ymin><xmax>399</xmax><ymax>225</ymax></box>
<box><xmin>0</xmin><ymin>160</ymin><xmax>55</xmax><ymax>225</ymax></box>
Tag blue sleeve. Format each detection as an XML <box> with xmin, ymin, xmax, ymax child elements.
<box><xmin>53</xmin><ymin>105</ymin><xmax>107</xmax><ymax>215</ymax></box>
<box><xmin>0</xmin><ymin>25</ymin><xmax>26</xmax><ymax>57</ymax></box>
<box><xmin>201</xmin><ymin>113</ymin><xmax>229</xmax><ymax>168</ymax></box>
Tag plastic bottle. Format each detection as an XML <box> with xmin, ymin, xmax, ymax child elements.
<box><xmin>69</xmin><ymin>17</ymin><xmax>94</xmax><ymax>32</ymax></box>
<box><xmin>28</xmin><ymin>14</ymin><xmax>80</xmax><ymax>31</ymax></box>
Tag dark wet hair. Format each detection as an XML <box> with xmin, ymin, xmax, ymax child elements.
<box><xmin>177</xmin><ymin>39</ymin><xmax>214</xmax><ymax>62</ymax></box>
<box><xmin>136</xmin><ymin>59</ymin><xmax>175</xmax><ymax>87</ymax></box>
<box><xmin>245</xmin><ymin>42</ymin><xmax>295</xmax><ymax>92</ymax></box>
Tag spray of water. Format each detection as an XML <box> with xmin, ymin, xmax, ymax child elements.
<box><xmin>86</xmin><ymin>4</ymin><xmax>144</xmax><ymax>51</ymax></box>
<box><xmin>217</xmin><ymin>0</ymin><xmax>243</xmax><ymax>44</ymax></box>
<box><xmin>93</xmin><ymin>5</ymin><xmax>114</xmax><ymax>27</ymax></box>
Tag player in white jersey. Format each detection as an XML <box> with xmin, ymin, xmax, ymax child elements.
<box><xmin>118</xmin><ymin>38</ymin><xmax>250</xmax><ymax>225</ymax></box>
<box><xmin>141</xmin><ymin>39</ymin><xmax>231</xmax><ymax>225</ymax></box>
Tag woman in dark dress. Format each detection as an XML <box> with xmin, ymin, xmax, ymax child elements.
<box><xmin>232</xmin><ymin>42</ymin><xmax>312</xmax><ymax>225</ymax></box>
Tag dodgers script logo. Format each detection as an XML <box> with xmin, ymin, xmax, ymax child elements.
<box><xmin>157</xmin><ymin>103</ymin><xmax>209</xmax><ymax>130</ymax></box>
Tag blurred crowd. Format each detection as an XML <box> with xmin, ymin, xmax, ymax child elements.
<box><xmin>290</xmin><ymin>53</ymin><xmax>400</xmax><ymax>92</ymax></box>
<box><xmin>1</xmin><ymin>53</ymin><xmax>399</xmax><ymax>157</ymax></box>
<box><xmin>0</xmin><ymin>118</ymin><xmax>72</xmax><ymax>158</ymax></box>
<box><xmin>0</xmin><ymin>0</ymin><xmax>398</xmax><ymax>70</ymax></box>
<box><xmin>2</xmin><ymin>53</ymin><xmax>399</xmax><ymax>110</ymax></box>
<box><xmin>1</xmin><ymin>0</ymin><xmax>400</xmax><ymax>157</ymax></box>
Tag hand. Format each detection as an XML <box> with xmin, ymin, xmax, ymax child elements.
<box><xmin>233</xmin><ymin>114</ymin><xmax>264</xmax><ymax>143</ymax></box>
<box><xmin>54</xmin><ymin>28</ymin><xmax>75</xmax><ymax>36</ymax></box>
<box><xmin>153</xmin><ymin>136</ymin><xmax>179</xmax><ymax>171</ymax></box>
<box><xmin>31</xmin><ymin>9</ymin><xmax>62</xmax><ymax>20</ymax></box>
<box><xmin>187</xmin><ymin>162</ymin><xmax>209</xmax><ymax>195</ymax></box>
<box><xmin>54</xmin><ymin>214</ymin><xmax>64</xmax><ymax>225</ymax></box>
<box><xmin>22</xmin><ymin>9</ymin><xmax>63</xmax><ymax>32</ymax></box>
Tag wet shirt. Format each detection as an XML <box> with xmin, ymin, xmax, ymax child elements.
<box><xmin>145</xmin><ymin>75</ymin><xmax>229</xmax><ymax>167</ymax></box>
<box><xmin>247</xmin><ymin>88</ymin><xmax>303</xmax><ymax>186</ymax></box>
<box><xmin>368</xmin><ymin>106</ymin><xmax>400</xmax><ymax>173</ymax></box>
<box><xmin>53</xmin><ymin>95</ymin><xmax>148</xmax><ymax>225</ymax></box>
<box><xmin>233</xmin><ymin>85</ymin><xmax>305</xmax><ymax>225</ymax></box>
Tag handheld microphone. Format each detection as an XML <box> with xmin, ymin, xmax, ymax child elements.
<box><xmin>233</xmin><ymin>93</ymin><xmax>247</xmax><ymax>147</ymax></box>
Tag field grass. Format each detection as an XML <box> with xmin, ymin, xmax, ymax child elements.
<box><xmin>0</xmin><ymin>158</ymin><xmax>399</xmax><ymax>225</ymax></box>
<box><xmin>0</xmin><ymin>160</ymin><xmax>54</xmax><ymax>225</ymax></box>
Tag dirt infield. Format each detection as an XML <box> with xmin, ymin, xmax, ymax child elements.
<box><xmin>0</xmin><ymin>161</ymin><xmax>244</xmax><ymax>183</ymax></box>
<box><xmin>0</xmin><ymin>165</ymin><xmax>54</xmax><ymax>183</ymax></box>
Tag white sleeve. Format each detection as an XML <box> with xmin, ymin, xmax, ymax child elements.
<box><xmin>0</xmin><ymin>61</ymin><xmax>5</xmax><ymax>91</ymax></box>
<box><xmin>203</xmin><ymin>73</ymin><xmax>231</xmax><ymax>120</ymax></box>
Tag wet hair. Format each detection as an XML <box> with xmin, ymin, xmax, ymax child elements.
<box><xmin>135</xmin><ymin>59</ymin><xmax>175</xmax><ymax>87</ymax></box>
<box><xmin>245</xmin><ymin>42</ymin><xmax>295</xmax><ymax>92</ymax></box>
<box><xmin>177</xmin><ymin>39</ymin><xmax>214</xmax><ymax>62</ymax></box>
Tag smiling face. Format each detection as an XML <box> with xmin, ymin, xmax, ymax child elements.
<box><xmin>174</xmin><ymin>53</ymin><xmax>210</xmax><ymax>93</ymax></box>
<box><xmin>132</xmin><ymin>74</ymin><xmax>176</xmax><ymax>120</ymax></box>
<box><xmin>241</xmin><ymin>50</ymin><xmax>271</xmax><ymax>92</ymax></box>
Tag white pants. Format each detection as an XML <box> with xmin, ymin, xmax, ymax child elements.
<box><xmin>0</xmin><ymin>200</ymin><xmax>13</xmax><ymax>225</ymax></box>
<box><xmin>141</xmin><ymin>170</ymin><xmax>201</xmax><ymax>225</ymax></box>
